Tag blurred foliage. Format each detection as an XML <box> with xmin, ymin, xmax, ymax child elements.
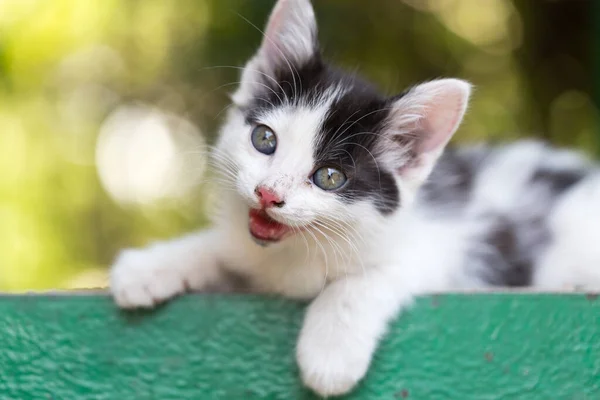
<box><xmin>0</xmin><ymin>0</ymin><xmax>597</xmax><ymax>291</ymax></box>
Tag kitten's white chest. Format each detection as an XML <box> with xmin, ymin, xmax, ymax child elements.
<box><xmin>243</xmin><ymin>250</ymin><xmax>327</xmax><ymax>299</ymax></box>
<box><xmin>236</xmin><ymin>239</ymin><xmax>364</xmax><ymax>299</ymax></box>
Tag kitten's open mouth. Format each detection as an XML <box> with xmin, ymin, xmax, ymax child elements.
<box><xmin>248</xmin><ymin>209</ymin><xmax>293</xmax><ymax>244</ymax></box>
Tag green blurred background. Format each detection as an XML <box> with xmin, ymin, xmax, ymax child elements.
<box><xmin>0</xmin><ymin>0</ymin><xmax>597</xmax><ymax>291</ymax></box>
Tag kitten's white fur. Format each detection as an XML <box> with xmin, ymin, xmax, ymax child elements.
<box><xmin>109</xmin><ymin>0</ymin><xmax>600</xmax><ymax>396</ymax></box>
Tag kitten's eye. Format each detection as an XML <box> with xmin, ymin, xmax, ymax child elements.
<box><xmin>312</xmin><ymin>167</ymin><xmax>347</xmax><ymax>191</ymax></box>
<box><xmin>251</xmin><ymin>124</ymin><xmax>277</xmax><ymax>155</ymax></box>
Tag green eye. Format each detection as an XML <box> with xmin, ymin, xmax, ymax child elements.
<box><xmin>313</xmin><ymin>167</ymin><xmax>347</xmax><ymax>191</ymax></box>
<box><xmin>251</xmin><ymin>124</ymin><xmax>277</xmax><ymax>155</ymax></box>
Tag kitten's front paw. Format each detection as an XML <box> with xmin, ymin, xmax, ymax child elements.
<box><xmin>110</xmin><ymin>248</ymin><xmax>189</xmax><ymax>309</ymax></box>
<box><xmin>297</xmin><ymin>329</ymin><xmax>372</xmax><ymax>397</ymax></box>
<box><xmin>296</xmin><ymin>314</ymin><xmax>373</xmax><ymax>397</ymax></box>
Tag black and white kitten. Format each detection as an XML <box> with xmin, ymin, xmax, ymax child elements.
<box><xmin>110</xmin><ymin>0</ymin><xmax>600</xmax><ymax>396</ymax></box>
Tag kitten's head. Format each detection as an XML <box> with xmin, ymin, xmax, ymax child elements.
<box><xmin>217</xmin><ymin>0</ymin><xmax>471</xmax><ymax>245</ymax></box>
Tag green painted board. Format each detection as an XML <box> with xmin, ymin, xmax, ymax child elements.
<box><xmin>0</xmin><ymin>293</ymin><xmax>598</xmax><ymax>399</ymax></box>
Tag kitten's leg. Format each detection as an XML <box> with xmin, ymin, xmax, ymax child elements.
<box><xmin>297</xmin><ymin>267</ymin><xmax>412</xmax><ymax>397</ymax></box>
<box><xmin>110</xmin><ymin>230</ymin><xmax>227</xmax><ymax>309</ymax></box>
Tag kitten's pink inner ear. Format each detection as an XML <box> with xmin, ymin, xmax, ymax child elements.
<box><xmin>262</xmin><ymin>2</ymin><xmax>286</xmax><ymax>59</ymax></box>
<box><xmin>409</xmin><ymin>79</ymin><xmax>472</xmax><ymax>154</ymax></box>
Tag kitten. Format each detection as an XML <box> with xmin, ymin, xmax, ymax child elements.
<box><xmin>109</xmin><ymin>0</ymin><xmax>600</xmax><ymax>396</ymax></box>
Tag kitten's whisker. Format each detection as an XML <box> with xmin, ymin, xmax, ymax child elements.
<box><xmin>336</xmin><ymin>148</ymin><xmax>358</xmax><ymax>174</ymax></box>
<box><xmin>303</xmin><ymin>226</ymin><xmax>329</xmax><ymax>293</ymax></box>
<box><xmin>214</xmin><ymin>103</ymin><xmax>237</xmax><ymax>120</ymax></box>
<box><xmin>310</xmin><ymin>223</ymin><xmax>343</xmax><ymax>272</ymax></box>
<box><xmin>332</xmin><ymin>130</ymin><xmax>412</xmax><ymax>151</ymax></box>
<box><xmin>328</xmin><ymin>109</ymin><xmax>362</xmax><ymax>145</ymax></box>
<box><xmin>309</xmin><ymin>225</ymin><xmax>339</xmax><ymax>289</ymax></box>
<box><xmin>200</xmin><ymin>65</ymin><xmax>287</xmax><ymax>103</ymax></box>
<box><xmin>337</xmin><ymin>141</ymin><xmax>382</xmax><ymax>191</ymax></box>
<box><xmin>234</xmin><ymin>12</ymin><xmax>301</xmax><ymax>107</ymax></box>
<box><xmin>318</xmin><ymin>213</ymin><xmax>369</xmax><ymax>250</ymax></box>
<box><xmin>333</xmin><ymin>106</ymin><xmax>395</xmax><ymax>143</ymax></box>
<box><xmin>245</xmin><ymin>81</ymin><xmax>285</xmax><ymax>106</ymax></box>
<box><xmin>313</xmin><ymin>220</ymin><xmax>364</xmax><ymax>273</ymax></box>
<box><xmin>292</xmin><ymin>223</ymin><xmax>312</xmax><ymax>267</ymax></box>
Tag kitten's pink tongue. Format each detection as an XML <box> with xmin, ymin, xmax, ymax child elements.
<box><xmin>249</xmin><ymin>209</ymin><xmax>291</xmax><ymax>242</ymax></box>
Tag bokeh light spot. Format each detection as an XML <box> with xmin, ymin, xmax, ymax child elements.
<box><xmin>96</xmin><ymin>105</ymin><xmax>207</xmax><ymax>206</ymax></box>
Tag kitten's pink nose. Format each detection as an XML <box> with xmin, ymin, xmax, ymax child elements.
<box><xmin>255</xmin><ymin>186</ymin><xmax>285</xmax><ymax>208</ymax></box>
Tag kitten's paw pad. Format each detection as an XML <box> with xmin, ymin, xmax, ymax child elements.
<box><xmin>297</xmin><ymin>330</ymin><xmax>371</xmax><ymax>397</ymax></box>
<box><xmin>109</xmin><ymin>249</ymin><xmax>187</xmax><ymax>309</ymax></box>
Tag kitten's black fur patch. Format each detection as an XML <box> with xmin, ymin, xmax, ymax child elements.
<box><xmin>245</xmin><ymin>54</ymin><xmax>328</xmax><ymax>122</ymax></box>
<box><xmin>474</xmin><ymin>215</ymin><xmax>538</xmax><ymax>286</ymax></box>
<box><xmin>419</xmin><ymin>147</ymin><xmax>480</xmax><ymax>210</ymax></box>
<box><xmin>418</xmin><ymin>143</ymin><xmax>591</xmax><ymax>287</ymax></box>
<box><xmin>464</xmin><ymin>147</ymin><xmax>590</xmax><ymax>287</ymax></box>
<box><xmin>317</xmin><ymin>76</ymin><xmax>399</xmax><ymax>214</ymax></box>
<box><xmin>531</xmin><ymin>166</ymin><xmax>588</xmax><ymax>193</ymax></box>
<box><xmin>245</xmin><ymin>54</ymin><xmax>401</xmax><ymax>214</ymax></box>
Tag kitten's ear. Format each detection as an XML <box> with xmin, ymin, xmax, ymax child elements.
<box><xmin>233</xmin><ymin>0</ymin><xmax>319</xmax><ymax>105</ymax></box>
<box><xmin>382</xmin><ymin>79</ymin><xmax>472</xmax><ymax>186</ymax></box>
<box><xmin>259</xmin><ymin>0</ymin><xmax>318</xmax><ymax>67</ymax></box>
